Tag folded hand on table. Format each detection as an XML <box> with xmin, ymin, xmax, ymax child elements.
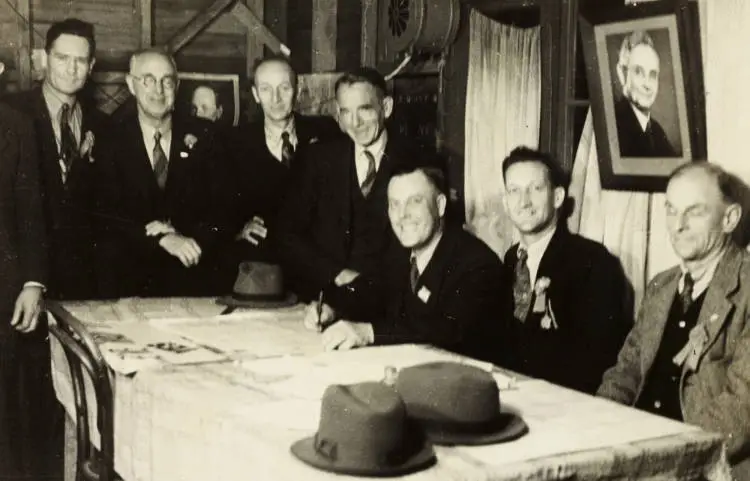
<box><xmin>11</xmin><ymin>285</ymin><xmax>43</xmax><ymax>334</ymax></box>
<box><xmin>321</xmin><ymin>320</ymin><xmax>374</xmax><ymax>351</ymax></box>
<box><xmin>159</xmin><ymin>234</ymin><xmax>202</xmax><ymax>267</ymax></box>
<box><xmin>303</xmin><ymin>301</ymin><xmax>335</xmax><ymax>331</ymax></box>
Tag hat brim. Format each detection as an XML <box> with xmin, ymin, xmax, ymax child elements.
<box><xmin>419</xmin><ymin>412</ymin><xmax>528</xmax><ymax>446</ymax></box>
<box><xmin>290</xmin><ymin>437</ymin><xmax>436</xmax><ymax>477</ymax></box>
<box><xmin>215</xmin><ymin>292</ymin><xmax>298</xmax><ymax>309</ymax></box>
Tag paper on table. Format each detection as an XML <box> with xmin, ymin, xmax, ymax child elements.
<box><xmin>60</xmin><ymin>297</ymin><xmax>227</xmax><ymax>324</ymax></box>
<box><xmin>460</xmin><ymin>380</ymin><xmax>701</xmax><ymax>466</ymax></box>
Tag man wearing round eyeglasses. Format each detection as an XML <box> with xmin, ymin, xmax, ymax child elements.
<box><xmin>97</xmin><ymin>49</ymin><xmax>233</xmax><ymax>296</ymax></box>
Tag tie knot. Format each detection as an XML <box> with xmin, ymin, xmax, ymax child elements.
<box><xmin>60</xmin><ymin>103</ymin><xmax>71</xmax><ymax>121</ymax></box>
<box><xmin>154</xmin><ymin>130</ymin><xmax>162</xmax><ymax>142</ymax></box>
<box><xmin>517</xmin><ymin>247</ymin><xmax>528</xmax><ymax>262</ymax></box>
<box><xmin>683</xmin><ymin>272</ymin><xmax>694</xmax><ymax>292</ymax></box>
<box><xmin>281</xmin><ymin>131</ymin><xmax>290</xmax><ymax>142</ymax></box>
<box><xmin>363</xmin><ymin>150</ymin><xmax>375</xmax><ymax>162</ymax></box>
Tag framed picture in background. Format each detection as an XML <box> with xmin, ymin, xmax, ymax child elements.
<box><xmin>175</xmin><ymin>72</ymin><xmax>241</xmax><ymax>127</ymax></box>
<box><xmin>580</xmin><ymin>0</ymin><xmax>705</xmax><ymax>191</ymax></box>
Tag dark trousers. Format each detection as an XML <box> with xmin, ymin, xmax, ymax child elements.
<box><xmin>0</xmin><ymin>315</ymin><xmax>64</xmax><ymax>480</ymax></box>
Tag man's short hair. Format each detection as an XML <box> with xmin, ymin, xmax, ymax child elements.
<box><xmin>45</xmin><ymin>18</ymin><xmax>96</xmax><ymax>58</ymax></box>
<box><xmin>668</xmin><ymin>162</ymin><xmax>742</xmax><ymax>206</ymax></box>
<box><xmin>390</xmin><ymin>162</ymin><xmax>447</xmax><ymax>196</ymax></box>
<box><xmin>616</xmin><ymin>30</ymin><xmax>657</xmax><ymax>87</ymax></box>
<box><xmin>128</xmin><ymin>48</ymin><xmax>177</xmax><ymax>74</ymax></box>
<box><xmin>334</xmin><ymin>67</ymin><xmax>389</xmax><ymax>100</ymax></box>
<box><xmin>502</xmin><ymin>146</ymin><xmax>568</xmax><ymax>189</ymax></box>
<box><xmin>251</xmin><ymin>53</ymin><xmax>297</xmax><ymax>86</ymax></box>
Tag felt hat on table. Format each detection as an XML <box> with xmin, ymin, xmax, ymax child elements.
<box><xmin>216</xmin><ymin>261</ymin><xmax>297</xmax><ymax>308</ymax></box>
<box><xmin>394</xmin><ymin>362</ymin><xmax>528</xmax><ymax>446</ymax></box>
<box><xmin>291</xmin><ymin>382</ymin><xmax>437</xmax><ymax>477</ymax></box>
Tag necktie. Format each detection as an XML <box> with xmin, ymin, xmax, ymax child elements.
<box><xmin>153</xmin><ymin>131</ymin><xmax>168</xmax><ymax>190</ymax></box>
<box><xmin>281</xmin><ymin>131</ymin><xmax>294</xmax><ymax>167</ymax></box>
<box><xmin>60</xmin><ymin>103</ymin><xmax>77</xmax><ymax>181</ymax></box>
<box><xmin>409</xmin><ymin>256</ymin><xmax>419</xmax><ymax>293</ymax></box>
<box><xmin>360</xmin><ymin>150</ymin><xmax>377</xmax><ymax>197</ymax></box>
<box><xmin>513</xmin><ymin>247</ymin><xmax>532</xmax><ymax>321</ymax></box>
<box><xmin>680</xmin><ymin>272</ymin><xmax>694</xmax><ymax>314</ymax></box>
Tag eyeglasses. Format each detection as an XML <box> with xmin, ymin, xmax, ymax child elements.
<box><xmin>131</xmin><ymin>74</ymin><xmax>178</xmax><ymax>91</ymax></box>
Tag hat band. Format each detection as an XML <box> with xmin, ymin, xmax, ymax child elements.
<box><xmin>418</xmin><ymin>416</ymin><xmax>502</xmax><ymax>436</ymax></box>
<box><xmin>231</xmin><ymin>291</ymin><xmax>287</xmax><ymax>302</ymax></box>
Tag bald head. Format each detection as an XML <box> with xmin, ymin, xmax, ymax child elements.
<box><xmin>191</xmin><ymin>85</ymin><xmax>223</xmax><ymax>122</ymax></box>
<box><xmin>126</xmin><ymin>49</ymin><xmax>178</xmax><ymax>122</ymax></box>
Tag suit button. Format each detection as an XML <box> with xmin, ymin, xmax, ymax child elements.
<box><xmin>678</xmin><ymin>321</ymin><xmax>686</xmax><ymax>328</ymax></box>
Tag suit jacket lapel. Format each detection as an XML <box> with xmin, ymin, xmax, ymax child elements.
<box><xmin>694</xmin><ymin>245</ymin><xmax>742</xmax><ymax>362</ymax></box>
<box><xmin>128</xmin><ymin>117</ymin><xmax>161</xmax><ymax>195</ymax></box>
<box><xmin>415</xmin><ymin>226</ymin><xmax>459</xmax><ymax>306</ymax></box>
<box><xmin>640</xmin><ymin>271</ymin><xmax>680</xmax><ymax>374</ymax></box>
<box><xmin>535</xmin><ymin>227</ymin><xmax>567</xmax><ymax>292</ymax></box>
<box><xmin>32</xmin><ymin>90</ymin><xmax>68</xmax><ymax>196</ymax></box>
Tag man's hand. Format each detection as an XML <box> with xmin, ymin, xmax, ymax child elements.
<box><xmin>11</xmin><ymin>286</ymin><xmax>43</xmax><ymax>334</ymax></box>
<box><xmin>237</xmin><ymin>217</ymin><xmax>268</xmax><ymax>245</ymax></box>
<box><xmin>145</xmin><ymin>220</ymin><xmax>176</xmax><ymax>237</ymax></box>
<box><xmin>321</xmin><ymin>320</ymin><xmax>374</xmax><ymax>351</ymax></box>
<box><xmin>159</xmin><ymin>234</ymin><xmax>202</xmax><ymax>267</ymax></box>
<box><xmin>334</xmin><ymin>268</ymin><xmax>360</xmax><ymax>287</ymax></box>
<box><xmin>303</xmin><ymin>301</ymin><xmax>335</xmax><ymax>331</ymax></box>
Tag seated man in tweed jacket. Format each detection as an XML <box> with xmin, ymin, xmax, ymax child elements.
<box><xmin>598</xmin><ymin>162</ymin><xmax>750</xmax><ymax>479</ymax></box>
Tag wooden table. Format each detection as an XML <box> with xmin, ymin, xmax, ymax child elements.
<box><xmin>49</xmin><ymin>298</ymin><xmax>732</xmax><ymax>481</ymax></box>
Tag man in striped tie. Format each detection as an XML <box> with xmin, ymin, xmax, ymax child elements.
<box><xmin>303</xmin><ymin>163</ymin><xmax>507</xmax><ymax>361</ymax></box>
<box><xmin>279</xmin><ymin>68</ymin><xmax>423</xmax><ymax>306</ymax></box>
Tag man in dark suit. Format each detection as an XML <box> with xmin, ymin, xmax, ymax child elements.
<box><xmin>98</xmin><ymin>49</ymin><xmax>232</xmax><ymax>297</ymax></box>
<box><xmin>502</xmin><ymin>147</ymin><xmax>631</xmax><ymax>394</ymax></box>
<box><xmin>278</xmin><ymin>68</ymin><xmax>421</xmax><ymax>302</ymax></box>
<box><xmin>613</xmin><ymin>30</ymin><xmax>678</xmax><ymax>158</ymax></box>
<box><xmin>304</xmin><ymin>164</ymin><xmax>507</xmax><ymax>362</ymax></box>
<box><xmin>599</xmin><ymin>163</ymin><xmax>750</xmax><ymax>479</ymax></box>
<box><xmin>227</xmin><ymin>55</ymin><xmax>340</xmax><ymax>265</ymax></box>
<box><xmin>0</xmin><ymin>103</ymin><xmax>50</xmax><ymax>478</ymax></box>
<box><xmin>3</xmin><ymin>18</ymin><xmax>111</xmax><ymax>300</ymax></box>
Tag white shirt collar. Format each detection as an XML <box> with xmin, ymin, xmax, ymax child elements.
<box><xmin>412</xmin><ymin>229</ymin><xmax>443</xmax><ymax>275</ymax></box>
<box><xmin>264</xmin><ymin>117</ymin><xmax>297</xmax><ymax>143</ymax></box>
<box><xmin>357</xmin><ymin>129</ymin><xmax>388</xmax><ymax>163</ymax></box>
<box><xmin>629</xmin><ymin>102</ymin><xmax>651</xmax><ymax>132</ymax></box>
<box><xmin>520</xmin><ymin>226</ymin><xmax>556</xmax><ymax>285</ymax></box>
<box><xmin>678</xmin><ymin>248</ymin><xmax>726</xmax><ymax>299</ymax></box>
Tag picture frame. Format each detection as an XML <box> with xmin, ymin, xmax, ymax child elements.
<box><xmin>579</xmin><ymin>0</ymin><xmax>706</xmax><ymax>192</ymax></box>
<box><xmin>175</xmin><ymin>72</ymin><xmax>241</xmax><ymax>127</ymax></box>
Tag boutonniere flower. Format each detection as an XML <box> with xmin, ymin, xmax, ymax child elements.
<box><xmin>309</xmin><ymin>137</ymin><xmax>319</xmax><ymax>144</ymax></box>
<box><xmin>184</xmin><ymin>134</ymin><xmax>198</xmax><ymax>150</ymax></box>
<box><xmin>532</xmin><ymin>277</ymin><xmax>558</xmax><ymax>330</ymax></box>
<box><xmin>79</xmin><ymin>131</ymin><xmax>95</xmax><ymax>162</ymax></box>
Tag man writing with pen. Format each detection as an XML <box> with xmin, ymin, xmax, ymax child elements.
<box><xmin>302</xmin><ymin>163</ymin><xmax>509</xmax><ymax>363</ymax></box>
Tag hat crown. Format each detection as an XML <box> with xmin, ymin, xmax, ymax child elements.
<box><xmin>314</xmin><ymin>383</ymin><xmax>416</xmax><ymax>467</ymax></box>
<box><xmin>232</xmin><ymin>261</ymin><xmax>284</xmax><ymax>297</ymax></box>
<box><xmin>396</xmin><ymin>362</ymin><xmax>500</xmax><ymax>424</ymax></box>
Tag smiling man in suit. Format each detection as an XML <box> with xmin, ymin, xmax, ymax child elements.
<box><xmin>599</xmin><ymin>163</ymin><xmax>750</xmax><ymax>479</ymax></box>
<box><xmin>303</xmin><ymin>163</ymin><xmax>506</xmax><ymax>362</ymax></box>
<box><xmin>4</xmin><ymin>18</ymin><xmax>110</xmax><ymax>300</ymax></box>
<box><xmin>227</xmin><ymin>54</ymin><xmax>340</xmax><ymax>265</ymax></box>
<box><xmin>278</xmin><ymin>67</ymin><xmax>422</xmax><ymax>302</ymax></box>
<box><xmin>502</xmin><ymin>147</ymin><xmax>631</xmax><ymax>394</ymax></box>
<box><xmin>98</xmin><ymin>49</ymin><xmax>231</xmax><ymax>296</ymax></box>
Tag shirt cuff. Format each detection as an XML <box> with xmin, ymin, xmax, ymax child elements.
<box><xmin>23</xmin><ymin>281</ymin><xmax>46</xmax><ymax>291</ymax></box>
<box><xmin>363</xmin><ymin>322</ymin><xmax>375</xmax><ymax>345</ymax></box>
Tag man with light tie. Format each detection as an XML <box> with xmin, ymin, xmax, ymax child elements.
<box><xmin>278</xmin><ymin>67</ymin><xmax>422</xmax><ymax>306</ymax></box>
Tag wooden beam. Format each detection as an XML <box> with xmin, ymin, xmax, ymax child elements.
<box><xmin>554</xmin><ymin>0</ymin><xmax>578</xmax><ymax>172</ymax></box>
<box><xmin>264</xmin><ymin>0</ymin><xmax>288</xmax><ymax>44</ymax></box>
<box><xmin>165</xmin><ymin>0</ymin><xmax>236</xmax><ymax>53</ymax></box>
<box><xmin>14</xmin><ymin>0</ymin><xmax>32</xmax><ymax>90</ymax></box>
<box><xmin>538</xmin><ymin>0</ymin><xmax>561</xmax><ymax>152</ymax></box>
<box><xmin>231</xmin><ymin>1</ymin><xmax>284</xmax><ymax>58</ymax></box>
<box><xmin>135</xmin><ymin>0</ymin><xmax>153</xmax><ymax>47</ymax></box>
<box><xmin>311</xmin><ymin>0</ymin><xmax>337</xmax><ymax>72</ymax></box>
<box><xmin>361</xmin><ymin>0</ymin><xmax>378</xmax><ymax>67</ymax></box>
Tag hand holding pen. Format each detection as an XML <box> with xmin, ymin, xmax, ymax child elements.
<box><xmin>304</xmin><ymin>292</ymin><xmax>335</xmax><ymax>331</ymax></box>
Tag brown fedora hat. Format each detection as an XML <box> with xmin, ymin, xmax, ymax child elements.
<box><xmin>291</xmin><ymin>382</ymin><xmax>436</xmax><ymax>477</ymax></box>
<box><xmin>395</xmin><ymin>362</ymin><xmax>528</xmax><ymax>446</ymax></box>
<box><xmin>216</xmin><ymin>261</ymin><xmax>297</xmax><ymax>308</ymax></box>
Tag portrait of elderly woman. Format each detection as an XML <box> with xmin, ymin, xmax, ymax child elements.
<box><xmin>612</xmin><ymin>30</ymin><xmax>681</xmax><ymax>158</ymax></box>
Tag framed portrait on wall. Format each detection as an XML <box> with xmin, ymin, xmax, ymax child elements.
<box><xmin>580</xmin><ymin>0</ymin><xmax>706</xmax><ymax>191</ymax></box>
<box><xmin>175</xmin><ymin>72</ymin><xmax>241</xmax><ymax>127</ymax></box>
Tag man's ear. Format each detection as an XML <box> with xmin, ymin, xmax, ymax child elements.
<box><xmin>216</xmin><ymin>105</ymin><xmax>223</xmax><ymax>120</ymax></box>
<box><xmin>125</xmin><ymin>74</ymin><xmax>136</xmax><ymax>96</ymax></box>
<box><xmin>437</xmin><ymin>193</ymin><xmax>447</xmax><ymax>218</ymax></box>
<box><xmin>382</xmin><ymin>96</ymin><xmax>394</xmax><ymax>119</ymax></box>
<box><xmin>723</xmin><ymin>203</ymin><xmax>742</xmax><ymax>234</ymax></box>
<box><xmin>87</xmin><ymin>58</ymin><xmax>96</xmax><ymax>75</ymax></box>
<box><xmin>553</xmin><ymin>186</ymin><xmax>565</xmax><ymax>209</ymax></box>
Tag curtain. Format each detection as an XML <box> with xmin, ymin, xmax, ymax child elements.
<box><xmin>463</xmin><ymin>10</ymin><xmax>541</xmax><ymax>257</ymax></box>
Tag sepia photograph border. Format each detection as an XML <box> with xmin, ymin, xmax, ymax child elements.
<box><xmin>579</xmin><ymin>0</ymin><xmax>705</xmax><ymax>192</ymax></box>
